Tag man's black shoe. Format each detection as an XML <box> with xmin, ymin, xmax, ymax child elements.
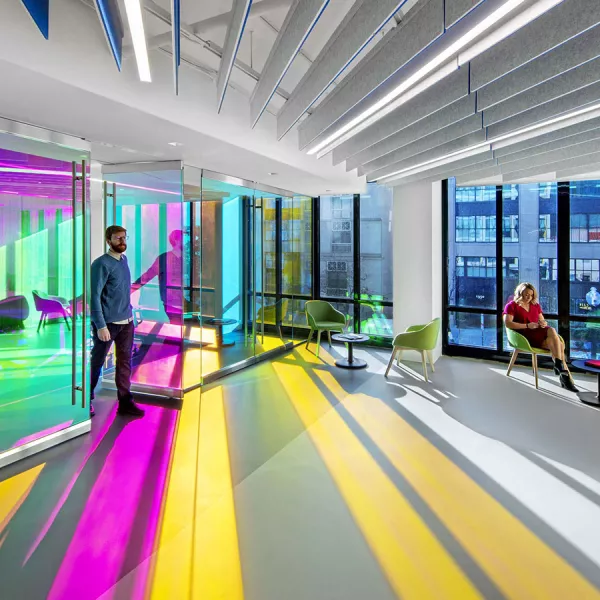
<box><xmin>117</xmin><ymin>402</ymin><xmax>145</xmax><ymax>417</ymax></box>
<box><xmin>90</xmin><ymin>402</ymin><xmax>96</xmax><ymax>418</ymax></box>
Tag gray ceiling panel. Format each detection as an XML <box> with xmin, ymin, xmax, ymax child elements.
<box><xmin>381</xmin><ymin>152</ymin><xmax>495</xmax><ymax>185</ymax></box>
<box><xmin>346</xmin><ymin>104</ymin><xmax>480</xmax><ymax>172</ymax></box>
<box><xmin>493</xmin><ymin>116</ymin><xmax>600</xmax><ymax>158</ymax></box>
<box><xmin>455</xmin><ymin>166</ymin><xmax>503</xmax><ymax>185</ymax></box>
<box><xmin>358</xmin><ymin>114</ymin><xmax>483</xmax><ymax>175</ymax></box>
<box><xmin>502</xmin><ymin>150</ymin><xmax>600</xmax><ymax>182</ymax></box>
<box><xmin>470</xmin><ymin>0</ymin><xmax>600</xmax><ymax>92</ymax></box>
<box><xmin>496</xmin><ymin>129</ymin><xmax>600</xmax><ymax>166</ymax></box>
<box><xmin>486</xmin><ymin>81</ymin><xmax>600</xmax><ymax>139</ymax></box>
<box><xmin>332</xmin><ymin>69</ymin><xmax>471</xmax><ymax>164</ymax></box>
<box><xmin>276</xmin><ymin>0</ymin><xmax>407</xmax><ymax>139</ymax></box>
<box><xmin>483</xmin><ymin>57</ymin><xmax>600</xmax><ymax>127</ymax></box>
<box><xmin>368</xmin><ymin>130</ymin><xmax>487</xmax><ymax>180</ymax></box>
<box><xmin>297</xmin><ymin>0</ymin><xmax>444</xmax><ymax>149</ymax></box>
<box><xmin>501</xmin><ymin>139</ymin><xmax>600</xmax><ymax>173</ymax></box>
<box><xmin>557</xmin><ymin>162</ymin><xmax>600</xmax><ymax>179</ymax></box>
<box><xmin>477</xmin><ymin>24</ymin><xmax>600</xmax><ymax>111</ymax></box>
<box><xmin>445</xmin><ymin>0</ymin><xmax>484</xmax><ymax>27</ymax></box>
<box><xmin>250</xmin><ymin>0</ymin><xmax>330</xmax><ymax>127</ymax></box>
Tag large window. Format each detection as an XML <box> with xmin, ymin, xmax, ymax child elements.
<box><xmin>445</xmin><ymin>179</ymin><xmax>600</xmax><ymax>360</ymax></box>
<box><xmin>318</xmin><ymin>183</ymin><xmax>393</xmax><ymax>338</ymax></box>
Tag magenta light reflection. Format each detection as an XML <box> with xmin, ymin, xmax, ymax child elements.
<box><xmin>23</xmin><ymin>410</ymin><xmax>118</xmax><ymax>565</ymax></box>
<box><xmin>12</xmin><ymin>421</ymin><xmax>74</xmax><ymax>448</ymax></box>
<box><xmin>131</xmin><ymin>410</ymin><xmax>178</xmax><ymax>600</ymax></box>
<box><xmin>47</xmin><ymin>406</ymin><xmax>172</xmax><ymax>600</ymax></box>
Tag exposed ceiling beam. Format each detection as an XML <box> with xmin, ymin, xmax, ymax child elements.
<box><xmin>276</xmin><ymin>0</ymin><xmax>409</xmax><ymax>140</ymax></box>
<box><xmin>217</xmin><ymin>0</ymin><xmax>254</xmax><ymax>112</ymax></box>
<box><xmin>135</xmin><ymin>0</ymin><xmax>291</xmax><ymax>53</ymax></box>
<box><xmin>250</xmin><ymin>0</ymin><xmax>329</xmax><ymax>127</ymax></box>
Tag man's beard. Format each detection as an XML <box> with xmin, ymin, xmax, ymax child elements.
<box><xmin>110</xmin><ymin>241</ymin><xmax>127</xmax><ymax>254</ymax></box>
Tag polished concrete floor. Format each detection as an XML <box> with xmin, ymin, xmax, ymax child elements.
<box><xmin>2</xmin><ymin>344</ymin><xmax>600</xmax><ymax>599</ymax></box>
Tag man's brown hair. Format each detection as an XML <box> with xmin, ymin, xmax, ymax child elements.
<box><xmin>105</xmin><ymin>225</ymin><xmax>127</xmax><ymax>241</ymax></box>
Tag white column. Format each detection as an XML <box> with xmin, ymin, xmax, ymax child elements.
<box><xmin>392</xmin><ymin>180</ymin><xmax>443</xmax><ymax>361</ymax></box>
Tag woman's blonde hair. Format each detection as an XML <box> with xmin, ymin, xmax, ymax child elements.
<box><xmin>514</xmin><ymin>282</ymin><xmax>538</xmax><ymax>304</ymax></box>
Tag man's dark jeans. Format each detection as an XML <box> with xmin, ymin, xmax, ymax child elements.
<box><xmin>90</xmin><ymin>321</ymin><xmax>134</xmax><ymax>405</ymax></box>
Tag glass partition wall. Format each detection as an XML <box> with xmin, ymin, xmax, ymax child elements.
<box><xmin>102</xmin><ymin>165</ymin><xmax>309</xmax><ymax>397</ymax></box>
<box><xmin>0</xmin><ymin>126</ymin><xmax>91</xmax><ymax>468</ymax></box>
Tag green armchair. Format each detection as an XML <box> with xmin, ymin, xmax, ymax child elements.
<box><xmin>385</xmin><ymin>318</ymin><xmax>441</xmax><ymax>382</ymax></box>
<box><xmin>305</xmin><ymin>300</ymin><xmax>346</xmax><ymax>357</ymax></box>
<box><xmin>505</xmin><ymin>327</ymin><xmax>568</xmax><ymax>389</ymax></box>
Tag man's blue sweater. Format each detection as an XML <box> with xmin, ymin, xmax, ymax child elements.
<box><xmin>90</xmin><ymin>253</ymin><xmax>133</xmax><ymax>330</ymax></box>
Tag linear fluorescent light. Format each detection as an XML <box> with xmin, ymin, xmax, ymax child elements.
<box><xmin>458</xmin><ymin>0</ymin><xmax>565</xmax><ymax>66</ymax></box>
<box><xmin>124</xmin><ymin>0</ymin><xmax>152</xmax><ymax>82</ymax></box>
<box><xmin>306</xmin><ymin>0</ymin><xmax>530</xmax><ymax>157</ymax></box>
<box><xmin>491</xmin><ymin>103</ymin><xmax>600</xmax><ymax>149</ymax></box>
<box><xmin>314</xmin><ymin>61</ymin><xmax>459</xmax><ymax>159</ymax></box>
<box><xmin>379</xmin><ymin>145</ymin><xmax>491</xmax><ymax>183</ymax></box>
<box><xmin>378</xmin><ymin>101</ymin><xmax>600</xmax><ymax>184</ymax></box>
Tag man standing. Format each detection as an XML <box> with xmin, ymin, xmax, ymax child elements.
<box><xmin>89</xmin><ymin>225</ymin><xmax>144</xmax><ymax>417</ymax></box>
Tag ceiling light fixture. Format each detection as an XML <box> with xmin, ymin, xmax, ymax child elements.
<box><xmin>377</xmin><ymin>101</ymin><xmax>600</xmax><ymax>184</ymax></box>
<box><xmin>168</xmin><ymin>142</ymin><xmax>183</xmax><ymax>146</ymax></box>
<box><xmin>124</xmin><ymin>0</ymin><xmax>152</xmax><ymax>82</ymax></box>
<box><xmin>268</xmin><ymin>172</ymin><xmax>277</xmax><ymax>175</ymax></box>
<box><xmin>307</xmin><ymin>0</ymin><xmax>562</xmax><ymax>158</ymax></box>
<box><xmin>378</xmin><ymin>146</ymin><xmax>492</xmax><ymax>183</ymax></box>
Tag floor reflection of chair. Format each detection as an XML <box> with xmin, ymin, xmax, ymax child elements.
<box><xmin>32</xmin><ymin>290</ymin><xmax>71</xmax><ymax>332</ymax></box>
<box><xmin>257</xmin><ymin>298</ymin><xmax>288</xmax><ymax>341</ymax></box>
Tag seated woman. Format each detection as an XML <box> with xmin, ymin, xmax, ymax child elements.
<box><xmin>503</xmin><ymin>282</ymin><xmax>578</xmax><ymax>392</ymax></box>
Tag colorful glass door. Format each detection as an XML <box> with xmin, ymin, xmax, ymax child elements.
<box><xmin>0</xmin><ymin>131</ymin><xmax>90</xmax><ymax>461</ymax></box>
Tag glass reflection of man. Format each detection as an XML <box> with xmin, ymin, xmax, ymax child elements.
<box><xmin>131</xmin><ymin>229</ymin><xmax>184</xmax><ymax>324</ymax></box>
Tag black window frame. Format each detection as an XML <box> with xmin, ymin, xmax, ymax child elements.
<box><xmin>443</xmin><ymin>179</ymin><xmax>600</xmax><ymax>363</ymax></box>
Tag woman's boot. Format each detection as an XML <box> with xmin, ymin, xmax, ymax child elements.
<box><xmin>559</xmin><ymin>371</ymin><xmax>579</xmax><ymax>392</ymax></box>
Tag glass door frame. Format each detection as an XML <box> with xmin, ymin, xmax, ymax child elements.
<box><xmin>0</xmin><ymin>118</ymin><xmax>92</xmax><ymax>469</ymax></box>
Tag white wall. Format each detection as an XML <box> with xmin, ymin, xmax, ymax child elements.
<box><xmin>392</xmin><ymin>180</ymin><xmax>443</xmax><ymax>362</ymax></box>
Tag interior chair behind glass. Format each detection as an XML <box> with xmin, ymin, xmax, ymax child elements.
<box><xmin>385</xmin><ymin>318</ymin><xmax>441</xmax><ymax>382</ymax></box>
<box><xmin>305</xmin><ymin>300</ymin><xmax>346</xmax><ymax>358</ymax></box>
<box><xmin>32</xmin><ymin>290</ymin><xmax>71</xmax><ymax>332</ymax></box>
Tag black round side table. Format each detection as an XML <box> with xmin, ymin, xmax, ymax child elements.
<box><xmin>331</xmin><ymin>333</ymin><xmax>370</xmax><ymax>369</ymax></box>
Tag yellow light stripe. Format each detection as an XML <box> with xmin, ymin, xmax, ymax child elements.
<box><xmin>149</xmin><ymin>390</ymin><xmax>201</xmax><ymax>600</ymax></box>
<box><xmin>192</xmin><ymin>386</ymin><xmax>244</xmax><ymax>599</ymax></box>
<box><xmin>273</xmin><ymin>362</ymin><xmax>481</xmax><ymax>600</ymax></box>
<box><xmin>320</xmin><ymin>378</ymin><xmax>600</xmax><ymax>600</ymax></box>
<box><xmin>0</xmin><ymin>463</ymin><xmax>44</xmax><ymax>534</ymax></box>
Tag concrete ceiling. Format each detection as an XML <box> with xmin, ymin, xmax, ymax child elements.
<box><xmin>2</xmin><ymin>0</ymin><xmax>598</xmax><ymax>194</ymax></box>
